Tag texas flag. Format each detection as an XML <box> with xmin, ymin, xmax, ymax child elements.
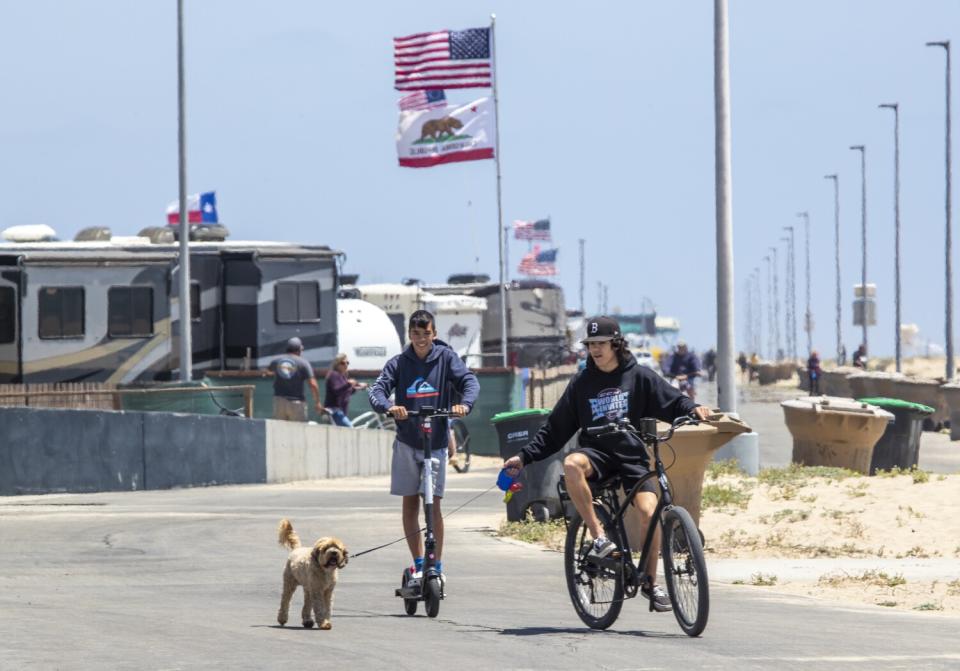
<box><xmin>166</xmin><ymin>191</ymin><xmax>218</xmax><ymax>225</ymax></box>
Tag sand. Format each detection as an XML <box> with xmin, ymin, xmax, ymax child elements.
<box><xmin>700</xmin><ymin>469</ymin><xmax>960</xmax><ymax>612</ymax></box>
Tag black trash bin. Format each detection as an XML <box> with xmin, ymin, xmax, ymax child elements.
<box><xmin>491</xmin><ymin>408</ymin><xmax>568</xmax><ymax>522</ymax></box>
<box><xmin>857</xmin><ymin>397</ymin><xmax>935</xmax><ymax>475</ymax></box>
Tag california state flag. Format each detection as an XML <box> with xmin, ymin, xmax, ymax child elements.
<box><xmin>396</xmin><ymin>97</ymin><xmax>495</xmax><ymax>168</ymax></box>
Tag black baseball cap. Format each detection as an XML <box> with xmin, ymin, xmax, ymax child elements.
<box><xmin>581</xmin><ymin>315</ymin><xmax>622</xmax><ymax>343</ymax></box>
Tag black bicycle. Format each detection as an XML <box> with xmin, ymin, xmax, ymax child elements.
<box><xmin>448</xmin><ymin>417</ymin><xmax>471</xmax><ymax>474</ymax></box>
<box><xmin>560</xmin><ymin>415</ymin><xmax>709</xmax><ymax>636</ymax></box>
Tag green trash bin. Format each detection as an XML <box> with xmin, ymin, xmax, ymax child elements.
<box><xmin>857</xmin><ymin>397</ymin><xmax>935</xmax><ymax>475</ymax></box>
<box><xmin>491</xmin><ymin>408</ymin><xmax>565</xmax><ymax>522</ymax></box>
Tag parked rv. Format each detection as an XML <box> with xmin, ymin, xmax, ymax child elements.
<box><xmin>0</xmin><ymin>227</ymin><xmax>341</xmax><ymax>383</ymax></box>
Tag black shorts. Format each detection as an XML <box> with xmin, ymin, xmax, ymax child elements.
<box><xmin>578</xmin><ymin>446</ymin><xmax>658</xmax><ymax>495</ymax></box>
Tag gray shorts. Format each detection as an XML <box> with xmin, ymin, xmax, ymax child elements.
<box><xmin>390</xmin><ymin>439</ymin><xmax>446</xmax><ymax>498</ymax></box>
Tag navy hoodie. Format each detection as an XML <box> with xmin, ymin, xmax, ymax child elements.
<box><xmin>518</xmin><ymin>352</ymin><xmax>698</xmax><ymax>465</ymax></box>
<box><xmin>368</xmin><ymin>339</ymin><xmax>480</xmax><ymax>451</ymax></box>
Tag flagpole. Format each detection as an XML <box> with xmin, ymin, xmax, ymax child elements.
<box><xmin>176</xmin><ymin>0</ymin><xmax>193</xmax><ymax>381</ymax></box>
<box><xmin>491</xmin><ymin>14</ymin><xmax>508</xmax><ymax>367</ymax></box>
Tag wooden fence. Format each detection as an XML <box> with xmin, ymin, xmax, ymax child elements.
<box><xmin>526</xmin><ymin>365</ymin><xmax>577</xmax><ymax>409</ymax></box>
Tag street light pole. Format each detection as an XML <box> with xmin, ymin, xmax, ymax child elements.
<box><xmin>176</xmin><ymin>0</ymin><xmax>192</xmax><ymax>382</ymax></box>
<box><xmin>754</xmin><ymin>267</ymin><xmax>763</xmax><ymax>356</ymax></box>
<box><xmin>783</xmin><ymin>226</ymin><xmax>797</xmax><ymax>359</ymax></box>
<box><xmin>850</xmin><ymin>145</ymin><xmax>868</xmax><ymax>354</ymax></box>
<box><xmin>879</xmin><ymin>103</ymin><xmax>902</xmax><ymax>373</ymax></box>
<box><xmin>824</xmin><ymin>174</ymin><xmax>842</xmax><ymax>363</ymax></box>
<box><xmin>764</xmin><ymin>256</ymin><xmax>773</xmax><ymax>359</ymax></box>
<box><xmin>797</xmin><ymin>212</ymin><xmax>812</xmax><ymax>356</ymax></box>
<box><xmin>770</xmin><ymin>246</ymin><xmax>781</xmax><ymax>359</ymax></box>
<box><xmin>714</xmin><ymin>0</ymin><xmax>736</xmax><ymax>411</ymax></box>
<box><xmin>927</xmin><ymin>40</ymin><xmax>953</xmax><ymax>380</ymax></box>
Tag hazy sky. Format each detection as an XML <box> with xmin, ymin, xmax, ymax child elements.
<box><xmin>2</xmin><ymin>1</ymin><xmax>959</xmax><ymax>359</ymax></box>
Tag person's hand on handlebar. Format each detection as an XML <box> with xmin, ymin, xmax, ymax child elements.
<box><xmin>451</xmin><ymin>404</ymin><xmax>469</xmax><ymax>417</ymax></box>
<box><xmin>387</xmin><ymin>405</ymin><xmax>408</xmax><ymax>420</ymax></box>
<box><xmin>502</xmin><ymin>454</ymin><xmax>524</xmax><ymax>476</ymax></box>
<box><xmin>692</xmin><ymin>406</ymin><xmax>712</xmax><ymax>421</ymax></box>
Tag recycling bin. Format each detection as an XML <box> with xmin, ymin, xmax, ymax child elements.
<box><xmin>781</xmin><ymin>396</ymin><xmax>893</xmax><ymax>474</ymax></box>
<box><xmin>492</xmin><ymin>408</ymin><xmax>569</xmax><ymax>522</ymax></box>
<box><xmin>857</xmin><ymin>397</ymin><xmax>934</xmax><ymax>474</ymax></box>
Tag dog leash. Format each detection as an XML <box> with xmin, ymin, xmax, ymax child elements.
<box><xmin>350</xmin><ymin>482</ymin><xmax>499</xmax><ymax>560</ymax></box>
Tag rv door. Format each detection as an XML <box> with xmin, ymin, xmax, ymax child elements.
<box><xmin>0</xmin><ymin>270</ymin><xmax>21</xmax><ymax>382</ymax></box>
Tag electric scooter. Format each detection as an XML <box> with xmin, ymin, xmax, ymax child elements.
<box><xmin>392</xmin><ymin>406</ymin><xmax>459</xmax><ymax>618</ymax></box>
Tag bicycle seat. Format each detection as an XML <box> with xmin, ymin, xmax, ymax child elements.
<box><xmin>588</xmin><ymin>473</ymin><xmax>622</xmax><ymax>496</ymax></box>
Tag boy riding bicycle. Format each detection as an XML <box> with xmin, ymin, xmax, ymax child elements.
<box><xmin>503</xmin><ymin>316</ymin><xmax>711</xmax><ymax>611</ymax></box>
<box><xmin>368</xmin><ymin>310</ymin><xmax>480</xmax><ymax>589</ymax></box>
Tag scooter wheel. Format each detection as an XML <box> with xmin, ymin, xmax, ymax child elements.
<box><xmin>402</xmin><ymin>568</ymin><xmax>417</xmax><ymax>616</ymax></box>
<box><xmin>424</xmin><ymin>577</ymin><xmax>442</xmax><ymax>618</ymax></box>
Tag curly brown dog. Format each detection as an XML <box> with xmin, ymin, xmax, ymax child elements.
<box><xmin>276</xmin><ymin>519</ymin><xmax>348</xmax><ymax>630</ymax></box>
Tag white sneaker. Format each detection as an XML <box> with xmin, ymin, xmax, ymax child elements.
<box><xmin>588</xmin><ymin>536</ymin><xmax>617</xmax><ymax>560</ymax></box>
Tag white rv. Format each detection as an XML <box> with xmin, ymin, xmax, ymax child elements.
<box><xmin>335</xmin><ymin>298</ymin><xmax>402</xmax><ymax>370</ymax></box>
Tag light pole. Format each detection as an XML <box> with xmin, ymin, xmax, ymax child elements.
<box><xmin>770</xmin><ymin>246</ymin><xmax>781</xmax><ymax>359</ymax></box>
<box><xmin>578</xmin><ymin>238</ymin><xmax>585</xmax><ymax>315</ymax></box>
<box><xmin>824</xmin><ymin>174</ymin><xmax>842</xmax><ymax>363</ymax></box>
<box><xmin>764</xmin><ymin>256</ymin><xmax>773</xmax><ymax>359</ymax></box>
<box><xmin>176</xmin><ymin>0</ymin><xmax>193</xmax><ymax>381</ymax></box>
<box><xmin>927</xmin><ymin>40</ymin><xmax>953</xmax><ymax>380</ymax></box>
<box><xmin>754</xmin><ymin>267</ymin><xmax>763</xmax><ymax>356</ymax></box>
<box><xmin>850</xmin><ymin>145</ymin><xmax>868</xmax><ymax>353</ymax></box>
<box><xmin>714</xmin><ymin>0</ymin><xmax>736</xmax><ymax>411</ymax></box>
<box><xmin>879</xmin><ymin>103</ymin><xmax>902</xmax><ymax>373</ymax></box>
<box><xmin>797</xmin><ymin>212</ymin><xmax>812</xmax><ymax>356</ymax></box>
<box><xmin>783</xmin><ymin>226</ymin><xmax>797</xmax><ymax>359</ymax></box>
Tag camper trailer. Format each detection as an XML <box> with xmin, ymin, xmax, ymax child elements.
<box><xmin>424</xmin><ymin>277</ymin><xmax>569</xmax><ymax>367</ymax></box>
<box><xmin>353</xmin><ymin>283</ymin><xmax>486</xmax><ymax>364</ymax></box>
<box><xmin>336</xmin><ymin>298</ymin><xmax>403</xmax><ymax>370</ymax></box>
<box><xmin>0</xmin><ymin>230</ymin><xmax>341</xmax><ymax>383</ymax></box>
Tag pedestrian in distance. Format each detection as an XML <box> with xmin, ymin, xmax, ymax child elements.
<box><xmin>502</xmin><ymin>316</ymin><xmax>712</xmax><ymax>612</ymax></box>
<box><xmin>324</xmin><ymin>353</ymin><xmax>368</xmax><ymax>427</ymax></box>
<box><xmin>737</xmin><ymin>351</ymin><xmax>749</xmax><ymax>382</ymax></box>
<box><xmin>852</xmin><ymin>344</ymin><xmax>868</xmax><ymax>370</ymax></box>
<box><xmin>807</xmin><ymin>350</ymin><xmax>822</xmax><ymax>396</ymax></box>
<box><xmin>269</xmin><ymin>337</ymin><xmax>322</xmax><ymax>421</ymax></box>
<box><xmin>368</xmin><ymin>310</ymin><xmax>480</xmax><ymax>588</ymax></box>
<box><xmin>704</xmin><ymin>347</ymin><xmax>717</xmax><ymax>382</ymax></box>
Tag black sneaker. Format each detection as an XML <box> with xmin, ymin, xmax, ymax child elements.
<box><xmin>641</xmin><ymin>583</ymin><xmax>672</xmax><ymax>612</ymax></box>
<box><xmin>587</xmin><ymin>536</ymin><xmax>617</xmax><ymax>560</ymax></box>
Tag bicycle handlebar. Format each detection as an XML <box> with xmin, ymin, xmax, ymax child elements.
<box><xmin>585</xmin><ymin>415</ymin><xmax>699</xmax><ymax>442</ymax></box>
<box><xmin>395</xmin><ymin>407</ymin><xmax>462</xmax><ymax>419</ymax></box>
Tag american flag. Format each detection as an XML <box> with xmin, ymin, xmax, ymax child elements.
<box><xmin>394</xmin><ymin>27</ymin><xmax>492</xmax><ymax>91</ymax></box>
<box><xmin>398</xmin><ymin>89</ymin><xmax>447</xmax><ymax>112</ymax></box>
<box><xmin>518</xmin><ymin>246</ymin><xmax>559</xmax><ymax>276</ymax></box>
<box><xmin>513</xmin><ymin>219</ymin><xmax>551</xmax><ymax>241</ymax></box>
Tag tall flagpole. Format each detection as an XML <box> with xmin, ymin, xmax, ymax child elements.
<box><xmin>490</xmin><ymin>14</ymin><xmax>508</xmax><ymax>367</ymax></box>
<box><xmin>176</xmin><ymin>0</ymin><xmax>193</xmax><ymax>381</ymax></box>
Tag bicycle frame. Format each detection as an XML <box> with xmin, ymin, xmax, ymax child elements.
<box><xmin>582</xmin><ymin>418</ymin><xmax>684</xmax><ymax>589</ymax></box>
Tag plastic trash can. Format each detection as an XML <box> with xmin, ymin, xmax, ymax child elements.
<box><xmin>856</xmin><ymin>397</ymin><xmax>934</xmax><ymax>475</ymax></box>
<box><xmin>491</xmin><ymin>408</ymin><xmax>566</xmax><ymax>522</ymax></box>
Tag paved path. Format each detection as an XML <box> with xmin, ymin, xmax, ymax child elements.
<box><xmin>2</xmin><ymin>464</ymin><xmax>959</xmax><ymax>670</ymax></box>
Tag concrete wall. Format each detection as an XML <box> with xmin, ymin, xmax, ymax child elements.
<box><xmin>0</xmin><ymin>407</ymin><xmax>394</xmax><ymax>496</ymax></box>
<box><xmin>264</xmin><ymin>421</ymin><xmax>393</xmax><ymax>483</ymax></box>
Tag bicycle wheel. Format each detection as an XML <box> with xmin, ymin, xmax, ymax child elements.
<box><xmin>449</xmin><ymin>420</ymin><xmax>471</xmax><ymax>473</ymax></box>
<box><xmin>564</xmin><ymin>503</ymin><xmax>624</xmax><ymax>630</ymax></box>
<box><xmin>661</xmin><ymin>506</ymin><xmax>709</xmax><ymax>637</ymax></box>
<box><xmin>424</xmin><ymin>576</ymin><xmax>442</xmax><ymax>618</ymax></box>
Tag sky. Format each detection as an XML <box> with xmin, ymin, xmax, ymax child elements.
<box><xmin>1</xmin><ymin>1</ymin><xmax>959</xmax><ymax>360</ymax></box>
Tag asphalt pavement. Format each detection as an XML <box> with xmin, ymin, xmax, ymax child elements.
<box><xmin>2</xmin><ymin>457</ymin><xmax>960</xmax><ymax>670</ymax></box>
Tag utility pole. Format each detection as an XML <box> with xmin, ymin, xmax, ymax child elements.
<box><xmin>754</xmin><ymin>267</ymin><xmax>763</xmax><ymax>357</ymax></box>
<box><xmin>783</xmin><ymin>226</ymin><xmax>797</xmax><ymax>359</ymax></box>
<box><xmin>764</xmin><ymin>255</ymin><xmax>774</xmax><ymax>359</ymax></box>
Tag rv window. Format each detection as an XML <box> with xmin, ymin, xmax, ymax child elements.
<box><xmin>190</xmin><ymin>283</ymin><xmax>201</xmax><ymax>321</ymax></box>
<box><xmin>39</xmin><ymin>287</ymin><xmax>85</xmax><ymax>339</ymax></box>
<box><xmin>0</xmin><ymin>287</ymin><xmax>14</xmax><ymax>344</ymax></box>
<box><xmin>275</xmin><ymin>281</ymin><xmax>320</xmax><ymax>323</ymax></box>
<box><xmin>108</xmin><ymin>287</ymin><xmax>153</xmax><ymax>337</ymax></box>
